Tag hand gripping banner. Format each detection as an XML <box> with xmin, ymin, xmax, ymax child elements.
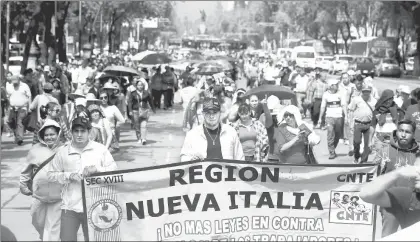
<box><xmin>82</xmin><ymin>160</ymin><xmax>379</xmax><ymax>241</ymax></box>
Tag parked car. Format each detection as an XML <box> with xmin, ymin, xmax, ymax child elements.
<box><xmin>349</xmin><ymin>57</ymin><xmax>375</xmax><ymax>78</ymax></box>
<box><xmin>405</xmin><ymin>57</ymin><xmax>414</xmax><ymax>75</ymax></box>
<box><xmin>376</xmin><ymin>58</ymin><xmax>402</xmax><ymax>77</ymax></box>
<box><xmin>329</xmin><ymin>55</ymin><xmax>354</xmax><ymax>74</ymax></box>
<box><xmin>315</xmin><ymin>56</ymin><xmax>334</xmax><ymax>71</ymax></box>
<box><xmin>2</xmin><ymin>56</ymin><xmax>22</xmax><ymax>76</ymax></box>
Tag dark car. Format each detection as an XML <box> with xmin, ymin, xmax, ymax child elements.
<box><xmin>349</xmin><ymin>57</ymin><xmax>375</xmax><ymax>78</ymax></box>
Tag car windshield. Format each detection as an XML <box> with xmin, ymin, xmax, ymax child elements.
<box><xmin>9</xmin><ymin>60</ymin><xmax>21</xmax><ymax>66</ymax></box>
<box><xmin>356</xmin><ymin>58</ymin><xmax>372</xmax><ymax>63</ymax></box>
<box><xmin>383</xmin><ymin>59</ymin><xmax>397</xmax><ymax>64</ymax></box>
<box><xmin>297</xmin><ymin>52</ymin><xmax>315</xmax><ymax>58</ymax></box>
<box><xmin>339</xmin><ymin>57</ymin><xmax>353</xmax><ymax>61</ymax></box>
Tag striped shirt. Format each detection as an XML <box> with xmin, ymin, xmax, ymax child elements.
<box><xmin>323</xmin><ymin>91</ymin><xmax>343</xmax><ymax>118</ymax></box>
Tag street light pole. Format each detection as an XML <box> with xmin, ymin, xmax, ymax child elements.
<box><xmin>5</xmin><ymin>1</ymin><xmax>10</xmax><ymax>73</ymax></box>
<box><xmin>78</xmin><ymin>0</ymin><xmax>82</xmax><ymax>54</ymax></box>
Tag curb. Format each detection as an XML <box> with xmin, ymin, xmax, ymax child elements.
<box><xmin>402</xmin><ymin>75</ymin><xmax>420</xmax><ymax>80</ymax></box>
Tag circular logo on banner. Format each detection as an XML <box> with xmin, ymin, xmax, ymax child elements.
<box><xmin>88</xmin><ymin>199</ymin><xmax>123</xmax><ymax>232</ymax></box>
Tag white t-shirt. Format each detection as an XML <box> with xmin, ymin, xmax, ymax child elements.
<box><xmin>323</xmin><ymin>91</ymin><xmax>343</xmax><ymax>118</ymax></box>
<box><xmin>294</xmin><ymin>74</ymin><xmax>310</xmax><ymax>93</ymax></box>
<box><xmin>180</xmin><ymin>86</ymin><xmax>199</xmax><ymax>110</ymax></box>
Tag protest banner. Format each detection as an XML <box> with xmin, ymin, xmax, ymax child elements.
<box><xmin>82</xmin><ymin>160</ymin><xmax>379</xmax><ymax>241</ymax></box>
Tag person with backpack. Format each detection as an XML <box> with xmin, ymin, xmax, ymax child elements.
<box><xmin>19</xmin><ymin>120</ymin><xmax>64</xmax><ymax>241</ymax></box>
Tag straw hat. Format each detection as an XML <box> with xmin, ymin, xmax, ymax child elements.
<box><xmin>103</xmin><ymin>82</ymin><xmax>118</xmax><ymax>90</ymax></box>
<box><xmin>68</xmin><ymin>89</ymin><xmax>85</xmax><ymax>100</ymax></box>
<box><xmin>85</xmin><ymin>93</ymin><xmax>100</xmax><ymax>102</ymax></box>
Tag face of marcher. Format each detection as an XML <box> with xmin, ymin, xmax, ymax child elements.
<box><xmin>43</xmin><ymin>127</ymin><xmax>58</xmax><ymax>146</ymax></box>
<box><xmin>341</xmin><ymin>74</ymin><xmax>350</xmax><ymax>85</ymax></box>
<box><xmin>396</xmin><ymin>123</ymin><xmax>414</xmax><ymax>147</ymax></box>
<box><xmin>90</xmin><ymin>110</ymin><xmax>101</xmax><ymax>122</ymax></box>
<box><xmin>238</xmin><ymin>109</ymin><xmax>251</xmax><ymax>123</ymax></box>
<box><xmin>250</xmin><ymin>95</ymin><xmax>259</xmax><ymax>109</ymax></box>
<box><xmin>204</xmin><ymin>110</ymin><xmax>221</xmax><ymax>129</ymax></box>
<box><xmin>94</xmin><ymin>80</ymin><xmax>101</xmax><ymax>89</ymax></box>
<box><xmin>401</xmin><ymin>92</ymin><xmax>410</xmax><ymax>101</ymax></box>
<box><xmin>72</xmin><ymin>126</ymin><xmax>90</xmax><ymax>145</ymax></box>
<box><xmin>48</xmin><ymin>105</ymin><xmax>61</xmax><ymax>119</ymax></box>
<box><xmin>355</xmin><ymin>80</ymin><xmax>364</xmax><ymax>90</ymax></box>
<box><xmin>330</xmin><ymin>84</ymin><xmax>338</xmax><ymax>93</ymax></box>
<box><xmin>361</xmin><ymin>91</ymin><xmax>371</xmax><ymax>101</ymax></box>
<box><xmin>137</xmin><ymin>82</ymin><xmax>145</xmax><ymax>91</ymax></box>
<box><xmin>283</xmin><ymin>112</ymin><xmax>297</xmax><ymax>128</ymax></box>
<box><xmin>100</xmin><ymin>94</ymin><xmax>108</xmax><ymax>105</ymax></box>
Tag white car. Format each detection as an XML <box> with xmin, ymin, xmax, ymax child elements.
<box><xmin>405</xmin><ymin>57</ymin><xmax>414</xmax><ymax>74</ymax></box>
<box><xmin>315</xmin><ymin>56</ymin><xmax>334</xmax><ymax>71</ymax></box>
<box><xmin>329</xmin><ymin>55</ymin><xmax>354</xmax><ymax>74</ymax></box>
<box><xmin>3</xmin><ymin>56</ymin><xmax>23</xmax><ymax>76</ymax></box>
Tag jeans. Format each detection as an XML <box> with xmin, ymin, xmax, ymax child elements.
<box><xmin>60</xmin><ymin>209</ymin><xmax>88</xmax><ymax>242</ymax></box>
<box><xmin>163</xmin><ymin>88</ymin><xmax>174</xmax><ymax>108</ymax></box>
<box><xmin>133</xmin><ymin>110</ymin><xmax>148</xmax><ymax>141</ymax></box>
<box><xmin>151</xmin><ymin>89</ymin><xmax>162</xmax><ymax>108</ymax></box>
<box><xmin>326</xmin><ymin>117</ymin><xmax>343</xmax><ymax>155</ymax></box>
<box><xmin>311</xmin><ymin>99</ymin><xmax>322</xmax><ymax>126</ymax></box>
<box><xmin>380</xmin><ymin>207</ymin><xmax>400</xmax><ymax>237</ymax></box>
<box><xmin>353</xmin><ymin>122</ymin><xmax>371</xmax><ymax>163</ymax></box>
<box><xmin>8</xmin><ymin>107</ymin><xmax>27</xmax><ymax>143</ymax></box>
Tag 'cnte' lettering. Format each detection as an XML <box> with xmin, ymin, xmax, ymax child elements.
<box><xmin>337</xmin><ymin>173</ymin><xmax>374</xmax><ymax>183</ymax></box>
<box><xmin>337</xmin><ymin>211</ymin><xmax>369</xmax><ymax>222</ymax></box>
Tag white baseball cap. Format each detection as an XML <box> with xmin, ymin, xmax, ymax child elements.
<box><xmin>347</xmin><ymin>70</ymin><xmax>355</xmax><ymax>76</ymax></box>
<box><xmin>400</xmin><ymin>85</ymin><xmax>411</xmax><ymax>95</ymax></box>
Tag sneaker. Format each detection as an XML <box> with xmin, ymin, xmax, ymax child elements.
<box><xmin>142</xmin><ymin>139</ymin><xmax>146</xmax><ymax>145</ymax></box>
<box><xmin>6</xmin><ymin>132</ymin><xmax>12</xmax><ymax>137</ymax></box>
<box><xmin>348</xmin><ymin>150</ymin><xmax>354</xmax><ymax>156</ymax></box>
<box><xmin>344</xmin><ymin>140</ymin><xmax>350</xmax><ymax>145</ymax></box>
<box><xmin>329</xmin><ymin>153</ymin><xmax>337</xmax><ymax>159</ymax></box>
<box><xmin>353</xmin><ymin>158</ymin><xmax>360</xmax><ymax>164</ymax></box>
<box><xmin>17</xmin><ymin>140</ymin><xmax>23</xmax><ymax>146</ymax></box>
<box><xmin>137</xmin><ymin>139</ymin><xmax>142</xmax><ymax>144</ymax></box>
<box><xmin>339</xmin><ymin>139</ymin><xmax>344</xmax><ymax>144</ymax></box>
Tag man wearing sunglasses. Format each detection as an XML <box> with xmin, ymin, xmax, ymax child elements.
<box><xmin>48</xmin><ymin>117</ymin><xmax>117</xmax><ymax>241</ymax></box>
<box><xmin>181</xmin><ymin>98</ymin><xmax>244</xmax><ymax>161</ymax></box>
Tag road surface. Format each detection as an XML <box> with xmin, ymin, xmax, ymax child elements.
<box><xmin>1</xmin><ymin>76</ymin><xmax>417</xmax><ymax>240</ymax></box>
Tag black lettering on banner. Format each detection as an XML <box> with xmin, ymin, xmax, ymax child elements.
<box><xmin>227</xmin><ymin>191</ymin><xmax>239</xmax><ymax>210</ymax></box>
<box><xmin>202</xmin><ymin>194</ymin><xmax>220</xmax><ymax>211</ymax></box>
<box><xmin>190</xmin><ymin>165</ymin><xmax>203</xmax><ymax>184</ymax></box>
<box><xmin>184</xmin><ymin>194</ymin><xmax>201</xmax><ymax>211</ymax></box>
<box><xmin>238</xmin><ymin>167</ymin><xmax>258</xmax><ymax>182</ymax></box>
<box><xmin>169</xmin><ymin>168</ymin><xmax>187</xmax><ymax>186</ymax></box>
<box><xmin>256</xmin><ymin>192</ymin><xmax>275</xmax><ymax>208</ymax></box>
<box><xmin>168</xmin><ymin>196</ymin><xmax>182</xmax><ymax>215</ymax></box>
<box><xmin>261</xmin><ymin>167</ymin><xmax>279</xmax><ymax>183</ymax></box>
<box><xmin>239</xmin><ymin>191</ymin><xmax>257</xmax><ymax>208</ymax></box>
<box><xmin>292</xmin><ymin>192</ymin><xmax>304</xmax><ymax>209</ymax></box>
<box><xmin>337</xmin><ymin>173</ymin><xmax>375</xmax><ymax>183</ymax></box>
<box><xmin>225</xmin><ymin>165</ymin><xmax>237</xmax><ymax>181</ymax></box>
<box><xmin>126</xmin><ymin>201</ymin><xmax>145</xmax><ymax>220</ymax></box>
<box><xmin>103</xmin><ymin>175</ymin><xmax>124</xmax><ymax>184</ymax></box>
<box><xmin>205</xmin><ymin>164</ymin><xmax>223</xmax><ymax>183</ymax></box>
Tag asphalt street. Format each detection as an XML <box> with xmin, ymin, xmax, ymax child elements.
<box><xmin>1</xmin><ymin>76</ymin><xmax>416</xmax><ymax>241</ymax></box>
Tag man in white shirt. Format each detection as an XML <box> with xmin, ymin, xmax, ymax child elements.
<box><xmin>293</xmin><ymin>66</ymin><xmax>310</xmax><ymax>116</ymax></box>
<box><xmin>318</xmin><ymin>79</ymin><xmax>347</xmax><ymax>159</ymax></box>
<box><xmin>6</xmin><ymin>76</ymin><xmax>32</xmax><ymax>145</ymax></box>
<box><xmin>72</xmin><ymin>59</ymin><xmax>93</xmax><ymax>91</ymax></box>
<box><xmin>180</xmin><ymin>77</ymin><xmax>198</xmax><ymax>111</ymax></box>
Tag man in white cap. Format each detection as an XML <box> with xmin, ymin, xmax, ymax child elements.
<box><xmin>394</xmin><ymin>85</ymin><xmax>411</xmax><ymax>108</ymax></box>
<box><xmin>347</xmin><ymin>85</ymin><xmax>377</xmax><ymax>163</ymax></box>
<box><xmin>317</xmin><ymin>78</ymin><xmax>348</xmax><ymax>159</ymax></box>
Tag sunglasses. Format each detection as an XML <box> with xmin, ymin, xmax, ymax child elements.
<box><xmin>100</xmin><ymin>96</ymin><xmax>108</xmax><ymax>100</ymax></box>
<box><xmin>284</xmin><ymin>113</ymin><xmax>294</xmax><ymax>118</ymax></box>
<box><xmin>51</xmin><ymin>109</ymin><xmax>61</xmax><ymax>113</ymax></box>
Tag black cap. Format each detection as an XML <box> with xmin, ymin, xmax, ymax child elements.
<box><xmin>71</xmin><ymin>117</ymin><xmax>92</xmax><ymax>130</ymax></box>
<box><xmin>202</xmin><ymin>98</ymin><xmax>221</xmax><ymax>112</ymax></box>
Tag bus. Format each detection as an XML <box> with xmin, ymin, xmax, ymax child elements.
<box><xmin>349</xmin><ymin>37</ymin><xmax>397</xmax><ymax>62</ymax></box>
<box><xmin>300</xmin><ymin>39</ymin><xmax>335</xmax><ymax>56</ymax></box>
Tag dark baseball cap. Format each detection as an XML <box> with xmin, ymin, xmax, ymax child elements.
<box><xmin>202</xmin><ymin>98</ymin><xmax>221</xmax><ymax>113</ymax></box>
<box><xmin>71</xmin><ymin>117</ymin><xmax>92</xmax><ymax>130</ymax></box>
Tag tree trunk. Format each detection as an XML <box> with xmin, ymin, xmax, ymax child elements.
<box><xmin>108</xmin><ymin>29</ymin><xmax>113</xmax><ymax>53</ymax></box>
<box><xmin>21</xmin><ymin>17</ymin><xmax>39</xmax><ymax>74</ymax></box>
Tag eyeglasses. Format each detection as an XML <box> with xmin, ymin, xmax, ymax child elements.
<box><xmin>284</xmin><ymin>113</ymin><xmax>294</xmax><ymax>118</ymax></box>
<box><xmin>51</xmin><ymin>109</ymin><xmax>61</xmax><ymax>113</ymax></box>
<box><xmin>100</xmin><ymin>96</ymin><xmax>108</xmax><ymax>100</ymax></box>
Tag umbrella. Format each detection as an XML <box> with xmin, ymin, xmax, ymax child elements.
<box><xmin>193</xmin><ymin>62</ymin><xmax>224</xmax><ymax>76</ymax></box>
<box><xmin>206</xmin><ymin>55</ymin><xmax>236</xmax><ymax>62</ymax></box>
<box><xmin>97</xmin><ymin>74</ymin><xmax>121</xmax><ymax>84</ymax></box>
<box><xmin>138</xmin><ymin>53</ymin><xmax>171</xmax><ymax>65</ymax></box>
<box><xmin>210</xmin><ymin>59</ymin><xmax>233</xmax><ymax>71</ymax></box>
<box><xmin>131</xmin><ymin>50</ymin><xmax>157</xmax><ymax>61</ymax></box>
<box><xmin>243</xmin><ymin>85</ymin><xmax>297</xmax><ymax>103</ymax></box>
<box><xmin>103</xmin><ymin>65</ymin><xmax>140</xmax><ymax>76</ymax></box>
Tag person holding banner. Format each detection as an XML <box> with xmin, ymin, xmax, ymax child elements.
<box><xmin>47</xmin><ymin>117</ymin><xmax>117</xmax><ymax>241</ymax></box>
<box><xmin>181</xmin><ymin>97</ymin><xmax>244</xmax><ymax>161</ymax></box>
